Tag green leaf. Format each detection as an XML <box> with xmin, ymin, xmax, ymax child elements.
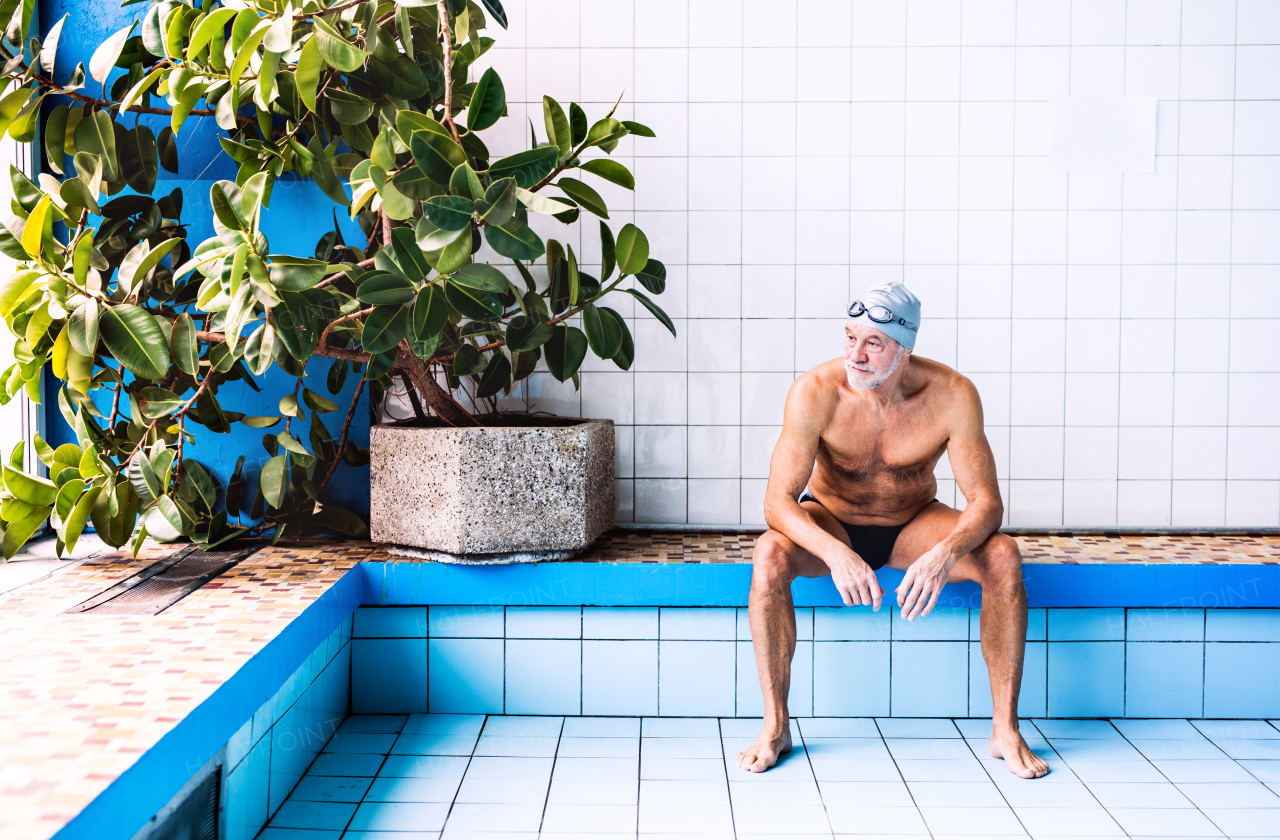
<box><xmin>625</xmin><ymin>287</ymin><xmax>677</xmax><ymax>337</ymax></box>
<box><xmin>127</xmin><ymin>452</ymin><xmax>160</xmax><ymax>502</ymax></box>
<box><xmin>558</xmin><ymin>177</ymin><xmax>608</xmax><ymax>218</ymax></box>
<box><xmin>582</xmin><ymin>302</ymin><xmax>623</xmax><ymax>359</ymax></box>
<box><xmin>118</xmin><ymin>238</ymin><xmax>182</xmax><ymax>295</ymax></box>
<box><xmin>424</xmin><ymin>195</ymin><xmax>474</xmax><ymax>231</ymax></box>
<box><xmin>468</xmin><ymin>67</ymin><xmax>506</xmax><ymax>132</ymax></box>
<box><xmin>269</xmin><ymin>256</ymin><xmax>328</xmax><ymax>290</ymax></box>
<box><xmin>183</xmin><ymin>461</ymin><xmax>218</xmax><ymax>512</ymax></box>
<box><xmin>614</xmin><ymin>223</ymin><xmax>649</xmax><ymax>275</ymax></box>
<box><xmin>475</xmin><ymin>178</ymin><xmax>518</xmax><ymax>225</ymax></box>
<box><xmin>483</xmin><ymin>218</ymin><xmax>545</xmax><ymax>260</ymax></box>
<box><xmin>119</xmin><ymin>126</ymin><xmax>159</xmax><ymax>194</ymax></box>
<box><xmin>569</xmin><ymin>102</ymin><xmax>588</xmax><ymax>145</ymax></box>
<box><xmin>435</xmin><ymin>226</ymin><xmax>473</xmax><ymax>274</ymax></box>
<box><xmin>567</xmin><ymin>244</ymin><xmax>580</xmax><ymax>306</ymax></box>
<box><xmin>586</xmin><ymin>117</ymin><xmax>627</xmax><ymax>148</ymax></box>
<box><xmin>67</xmin><ymin>299</ymin><xmax>100</xmax><ymax>357</ymax></box>
<box><xmin>356</xmin><ymin>271</ymin><xmax>416</xmax><ymax>305</ymax></box>
<box><xmin>621</xmin><ymin>120</ymin><xmax>656</xmax><ymax>137</ymax></box>
<box><xmin>544</xmin><ymin>325</ymin><xmax>588</xmax><ymax>383</ymax></box>
<box><xmin>452</xmin><ymin>263</ymin><xmax>509</xmax><ymax>293</ymax></box>
<box><xmin>143</xmin><ymin>495</ymin><xmax>185</xmax><ymax>541</ymax></box>
<box><xmin>636</xmin><ymin>258</ymin><xmax>667</xmax><ymax>295</ymax></box>
<box><xmin>140</xmin><ymin>387</ymin><xmax>183</xmax><ymax>419</ymax></box>
<box><xmin>2</xmin><ymin>464</ymin><xmax>56</xmax><ymax>506</ymax></box>
<box><xmin>21</xmin><ymin>194</ymin><xmax>50</xmax><ymax>257</ymax></box>
<box><xmin>245</xmin><ymin>323</ymin><xmax>275</xmax><ymax>376</ymax></box>
<box><xmin>90</xmin><ymin>22</ymin><xmax>136</xmax><ymax>84</ymax></box>
<box><xmin>599</xmin><ymin>221</ymin><xmax>617</xmax><ymax>282</ymax></box>
<box><xmin>543</xmin><ymin>96</ymin><xmax>571</xmax><ymax>157</ymax></box>
<box><xmin>477</xmin><ymin>0</ymin><xmax>508</xmax><ymax>28</ymax></box>
<box><xmin>327</xmin><ymin>88</ymin><xmax>374</xmax><ymax>125</ymax></box>
<box><xmin>410</xmin><ymin>130</ymin><xmax>467</xmax><ymax>185</ymax></box>
<box><xmin>488</xmin><ymin>145</ymin><xmax>559</xmax><ymax>188</ymax></box>
<box><xmin>412</xmin><ymin>285</ymin><xmax>447</xmax><ymax>344</ymax></box>
<box><xmin>277</xmin><ymin>430</ymin><xmax>311</xmax><ymax>457</ymax></box>
<box><xmin>580</xmin><ymin>158</ymin><xmax>635</xmax><ymax>190</ymax></box>
<box><xmin>158</xmin><ymin>126</ymin><xmax>179</xmax><ymax>173</ymax></box>
<box><xmin>451</xmin><ymin>344</ymin><xmax>485</xmax><ymax>376</ymax></box>
<box><xmin>450</xmin><ymin>163</ymin><xmax>485</xmax><ymax>200</ymax></box>
<box><xmin>263</xmin><ymin>4</ymin><xmax>295</xmax><ymax>53</ymax></box>
<box><xmin>169</xmin><ymin>313</ymin><xmax>200</xmax><ymax>376</ymax></box>
<box><xmin>310</xmin><ymin>503</ymin><xmax>369</xmax><ymax>538</ymax></box>
<box><xmin>100</xmin><ymin>304</ymin><xmax>170</xmax><ymax>380</ymax></box>
<box><xmin>303</xmin><ymin>387</ymin><xmax>339</xmax><ymax>413</ymax></box>
<box><xmin>276</xmin><ymin>291</ymin><xmax>318</xmax><ymax>360</ymax></box>
<box><xmin>189</xmin><ymin>7</ymin><xmax>237</xmax><ymax>57</ymax></box>
<box><xmin>475</xmin><ymin>350</ymin><xmax>511</xmax><ymax>398</ymax></box>
<box><xmin>505</xmin><ymin>314</ymin><xmax>552</xmax><ymax>352</ymax></box>
<box><xmin>43</xmin><ymin>104</ymin><xmax>68</xmax><ymax>175</ymax></box>
<box><xmin>2</xmin><ymin>505</ymin><xmax>49</xmax><ymax>559</ymax></box>
<box><xmin>362</xmin><ymin>304</ymin><xmax>410</xmax><ymax>354</ymax></box>
<box><xmin>365</xmin><ymin>350</ymin><xmax>395</xmax><ymax>381</ymax></box>
<box><xmin>62</xmin><ymin>483</ymin><xmax>101</xmax><ymax>555</ymax></box>
<box><xmin>314</xmin><ymin>16</ymin><xmax>368</xmax><ymax>71</ymax></box>
<box><xmin>260</xmin><ymin>455</ymin><xmax>288</xmax><ymax>508</ymax></box>
<box><xmin>445</xmin><ymin>282</ymin><xmax>504</xmax><ymax>321</ymax></box>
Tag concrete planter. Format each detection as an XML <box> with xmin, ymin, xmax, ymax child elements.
<box><xmin>369</xmin><ymin>419</ymin><xmax>614</xmax><ymax>558</ymax></box>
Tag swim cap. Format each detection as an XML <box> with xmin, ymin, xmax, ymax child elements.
<box><xmin>847</xmin><ymin>281</ymin><xmax>922</xmax><ymax>351</ymax></box>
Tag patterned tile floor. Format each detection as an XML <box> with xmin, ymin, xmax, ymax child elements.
<box><xmin>262</xmin><ymin>714</ymin><xmax>1280</xmax><ymax>840</ymax></box>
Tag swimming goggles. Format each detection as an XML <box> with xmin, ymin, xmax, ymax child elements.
<box><xmin>847</xmin><ymin>300</ymin><xmax>918</xmax><ymax>333</ymax></box>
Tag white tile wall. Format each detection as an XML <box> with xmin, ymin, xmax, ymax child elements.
<box><xmin>469</xmin><ymin>0</ymin><xmax>1280</xmax><ymax>527</ymax></box>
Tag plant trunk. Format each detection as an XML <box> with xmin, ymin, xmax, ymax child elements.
<box><xmin>396</xmin><ymin>340</ymin><xmax>479</xmax><ymax>426</ymax></box>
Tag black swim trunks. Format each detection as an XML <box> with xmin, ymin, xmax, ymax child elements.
<box><xmin>798</xmin><ymin>490</ymin><xmax>934</xmax><ymax>571</ymax></box>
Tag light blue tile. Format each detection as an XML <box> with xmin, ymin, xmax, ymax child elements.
<box><xmin>1125</xmin><ymin>642</ymin><xmax>1204</xmax><ymax>718</ymax></box>
<box><xmin>658</xmin><ymin>640</ymin><xmax>736</xmax><ymax>716</ymax></box>
<box><xmin>305</xmin><ymin>753</ymin><xmax>385</xmax><ymax>776</ymax></box>
<box><xmin>891</xmin><ymin>642</ymin><xmax>968</xmax><ymax>717</ymax></box>
<box><xmin>736</xmin><ymin>640</ymin><xmax>813</xmax><ymax>717</ymax></box>
<box><xmin>290</xmin><ymin>775</ymin><xmax>372</xmax><ymax>803</ymax></box>
<box><xmin>1031</xmin><ymin>719</ymin><xmax>1123</xmax><ymax>739</ymax></box>
<box><xmin>428</xmin><ymin>639</ymin><xmax>503</xmax><ymax>713</ymax></box>
<box><xmin>969</xmin><ymin>608</ymin><xmax>1046</xmax><ymax>641</ymax></box>
<box><xmin>1150</xmin><ymin>758</ymin><xmax>1258</xmax><ymax>783</ymax></box>
<box><xmin>268</xmin><ymin>800</ymin><xmax>357</xmax><ymax>830</ymax></box>
<box><xmin>660</xmin><ymin>607</ymin><xmax>736</xmax><ymax>640</ymax></box>
<box><xmin>562</xmin><ymin>717</ymin><xmax>639</xmax><ymax>737</ymax></box>
<box><xmin>226</xmin><ymin>718</ymin><xmax>253</xmax><ymax>772</ymax></box>
<box><xmin>1127</xmin><ymin>607</ymin><xmax>1205</xmax><ymax>641</ymax></box>
<box><xmin>736</xmin><ymin>607</ymin><xmax>813</xmax><ymax>641</ymax></box>
<box><xmin>257</xmin><ymin>830</ymin><xmax>342</xmax><ymax>840</ymax></box>
<box><xmin>1047</xmin><ymin>608</ymin><xmax>1126</xmax><ymax>641</ymax></box>
<box><xmin>582</xmin><ymin>607</ymin><xmax>658</xmax><ymax>639</ymax></box>
<box><xmin>324</xmin><ymin>733</ymin><xmax>397</xmax><ymax>754</ymax></box>
<box><xmin>814</xmin><ymin>606</ymin><xmax>891</xmax><ymax>640</ymax></box>
<box><xmin>353</xmin><ymin>607</ymin><xmax>428</xmax><ymax>638</ymax></box>
<box><xmin>505</xmin><ymin>606</ymin><xmax>581</xmax><ymax>639</ymax></box>
<box><xmin>813</xmin><ymin>642</ymin><xmax>890</xmax><ymax>717</ymax></box>
<box><xmin>582</xmin><ymin>639</ymin><xmax>657</xmax><ymax>716</ymax></box>
<box><xmin>876</xmin><ymin>718</ymin><xmax>961</xmax><ymax>738</ymax></box>
<box><xmin>504</xmin><ymin>639</ymin><xmax>581</xmax><ymax>715</ymax></box>
<box><xmin>1202</xmin><ymin>807</ymin><xmax>1280</xmax><ymax>837</ymax></box>
<box><xmin>1193</xmin><ymin>720</ymin><xmax>1280</xmax><ymax>740</ymax></box>
<box><xmin>969</xmin><ymin>640</ymin><xmax>1047</xmax><ymax>718</ymax></box>
<box><xmin>1047</xmin><ymin>641</ymin><xmax>1125</xmax><ymax>717</ymax></box>
<box><xmin>339</xmin><ymin>715</ymin><xmax>407</xmax><ymax>734</ymax></box>
<box><xmin>427</xmin><ymin>605</ymin><xmax>503</xmax><ymax>638</ymax></box>
<box><xmin>1206</xmin><ymin>610</ymin><xmax>1280</xmax><ymax>641</ymax></box>
<box><xmin>389</xmin><ymin>733</ymin><xmax>476</xmax><ymax>756</ymax></box>
<box><xmin>347</xmin><ymin>801</ymin><xmax>450</xmax><ymax>831</ymax></box>
<box><xmin>365</xmin><ymin>775</ymin><xmax>461</xmax><ymax>802</ymax></box>
<box><xmin>401</xmin><ymin>714</ymin><xmax>485</xmax><ymax>736</ymax></box>
<box><xmin>892</xmin><ymin>606</ymin><xmax>969</xmax><ymax>640</ymax></box>
<box><xmin>378</xmin><ymin>754</ymin><xmax>470</xmax><ymax>778</ymax></box>
<box><xmin>1204</xmin><ymin>642</ymin><xmax>1280</xmax><ymax>718</ymax></box>
<box><xmin>343</xmin><ymin>833</ymin><xmax>437</xmax><ymax>840</ymax></box>
<box><xmin>269</xmin><ymin>709</ymin><xmax>308</xmax><ymax>815</ymax></box>
<box><xmin>223</xmin><ymin>731</ymin><xmax>271</xmax><ymax>840</ymax></box>
<box><xmin>1111</xmin><ymin>718</ymin><xmax>1204</xmax><ymax>739</ymax></box>
<box><xmin>352</xmin><ymin>639</ymin><xmax>427</xmax><ymax>714</ymax></box>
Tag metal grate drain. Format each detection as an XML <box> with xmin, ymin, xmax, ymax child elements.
<box><xmin>66</xmin><ymin>546</ymin><xmax>258</xmax><ymax>616</ymax></box>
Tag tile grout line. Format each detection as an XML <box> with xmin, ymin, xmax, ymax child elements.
<box><xmin>1113</xmin><ymin>717</ymin><xmax>1227</xmax><ymax>839</ymax></box>
<box><xmin>717</xmin><ymin>717</ymin><xmax>739</xmax><ymax>840</ymax></box>
<box><xmin>438</xmin><ymin>713</ymin><xmax>488</xmax><ymax>837</ymax></box>
<box><xmin>535</xmin><ymin>716</ymin><xmax>566</xmax><ymax>837</ymax></box>
<box><xmin>873</xmin><ymin>717</ymin><xmax>935</xmax><ymax>840</ymax></box>
<box><xmin>792</xmin><ymin>719</ymin><xmax>837</xmax><ymax>840</ymax></box>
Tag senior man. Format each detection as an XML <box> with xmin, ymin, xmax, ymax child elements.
<box><xmin>736</xmin><ymin>282</ymin><xmax>1048</xmax><ymax>780</ymax></box>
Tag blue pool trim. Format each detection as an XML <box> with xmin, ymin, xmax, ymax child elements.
<box><xmin>53</xmin><ymin>569</ymin><xmax>363</xmax><ymax>840</ymax></box>
<box><xmin>361</xmin><ymin>561</ymin><xmax>1280</xmax><ymax>609</ymax></box>
<box><xmin>52</xmin><ymin>557</ymin><xmax>1280</xmax><ymax>840</ymax></box>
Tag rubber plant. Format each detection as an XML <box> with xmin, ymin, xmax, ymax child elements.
<box><xmin>0</xmin><ymin>0</ymin><xmax>672</xmax><ymax>558</ymax></box>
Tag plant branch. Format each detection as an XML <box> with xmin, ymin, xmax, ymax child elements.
<box><xmin>313</xmin><ymin>255</ymin><xmax>377</xmax><ymax>290</ymax></box>
<box><xmin>436</xmin><ymin>1</ymin><xmax>462</xmax><ymax>145</ymax></box>
<box><xmin>316</xmin><ymin>375</ymin><xmax>365</xmax><ymax>494</ymax></box>
<box><xmin>293</xmin><ymin>0</ymin><xmax>365</xmax><ymax>21</ymax></box>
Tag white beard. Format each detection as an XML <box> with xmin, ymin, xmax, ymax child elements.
<box><xmin>846</xmin><ymin>344</ymin><xmax>907</xmax><ymax>390</ymax></box>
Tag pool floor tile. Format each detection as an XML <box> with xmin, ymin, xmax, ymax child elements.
<box><xmin>264</xmin><ymin>714</ymin><xmax>1280</xmax><ymax>840</ymax></box>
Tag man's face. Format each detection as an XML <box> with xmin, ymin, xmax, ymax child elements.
<box><xmin>844</xmin><ymin>321</ymin><xmax>908</xmax><ymax>390</ymax></box>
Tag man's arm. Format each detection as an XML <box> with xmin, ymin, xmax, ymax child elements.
<box><xmin>763</xmin><ymin>376</ymin><xmax>884</xmax><ymax>609</ymax></box>
<box><xmin>897</xmin><ymin>375</ymin><xmax>1003</xmax><ymax>619</ymax></box>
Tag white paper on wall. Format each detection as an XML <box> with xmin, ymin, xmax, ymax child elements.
<box><xmin>1048</xmin><ymin>98</ymin><xmax>1157</xmax><ymax>174</ymax></box>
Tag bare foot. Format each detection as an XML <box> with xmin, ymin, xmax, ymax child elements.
<box><xmin>988</xmin><ymin>727</ymin><xmax>1050</xmax><ymax>779</ymax></box>
<box><xmin>735</xmin><ymin>725</ymin><xmax>792</xmax><ymax>773</ymax></box>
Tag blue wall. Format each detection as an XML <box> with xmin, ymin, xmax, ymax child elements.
<box><xmin>39</xmin><ymin>0</ymin><xmax>373</xmax><ymax>518</ymax></box>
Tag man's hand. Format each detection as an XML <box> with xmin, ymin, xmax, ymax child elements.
<box><xmin>831</xmin><ymin>548</ymin><xmax>883</xmax><ymax>610</ymax></box>
<box><xmin>896</xmin><ymin>541</ymin><xmax>956</xmax><ymax>620</ymax></box>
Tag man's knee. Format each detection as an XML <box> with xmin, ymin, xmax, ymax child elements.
<box><xmin>975</xmin><ymin>533</ymin><xmax>1023</xmax><ymax>590</ymax></box>
<box><xmin>752</xmin><ymin>531</ymin><xmax>800</xmax><ymax>590</ymax></box>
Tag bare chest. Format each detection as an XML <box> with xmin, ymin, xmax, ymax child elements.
<box><xmin>816</xmin><ymin>406</ymin><xmax>948</xmax><ymax>487</ymax></box>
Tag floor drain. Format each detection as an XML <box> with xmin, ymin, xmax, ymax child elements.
<box><xmin>66</xmin><ymin>546</ymin><xmax>258</xmax><ymax>615</ymax></box>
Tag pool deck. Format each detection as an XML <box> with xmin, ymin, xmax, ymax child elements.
<box><xmin>1</xmin><ymin>532</ymin><xmax>1278</xmax><ymax>840</ymax></box>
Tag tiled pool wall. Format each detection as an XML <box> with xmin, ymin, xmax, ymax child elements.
<box><xmin>349</xmin><ymin>605</ymin><xmax>1280</xmax><ymax>722</ymax></box>
<box><xmin>219</xmin><ymin>616</ymin><xmax>352</xmax><ymax>840</ymax></box>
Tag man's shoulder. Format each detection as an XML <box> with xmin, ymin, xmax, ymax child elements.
<box><xmin>792</xmin><ymin>359</ymin><xmax>847</xmax><ymax>399</ymax></box>
<box><xmin>908</xmin><ymin>355</ymin><xmax>980</xmax><ymax>404</ymax></box>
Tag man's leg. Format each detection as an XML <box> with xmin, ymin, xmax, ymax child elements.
<box><xmin>736</xmin><ymin>506</ymin><xmax>848</xmax><ymax>773</ymax></box>
<box><xmin>888</xmin><ymin>503</ymin><xmax>1049</xmax><ymax>779</ymax></box>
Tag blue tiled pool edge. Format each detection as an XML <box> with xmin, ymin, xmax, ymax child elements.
<box><xmin>52</xmin><ymin>559</ymin><xmax>1280</xmax><ymax>840</ymax></box>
